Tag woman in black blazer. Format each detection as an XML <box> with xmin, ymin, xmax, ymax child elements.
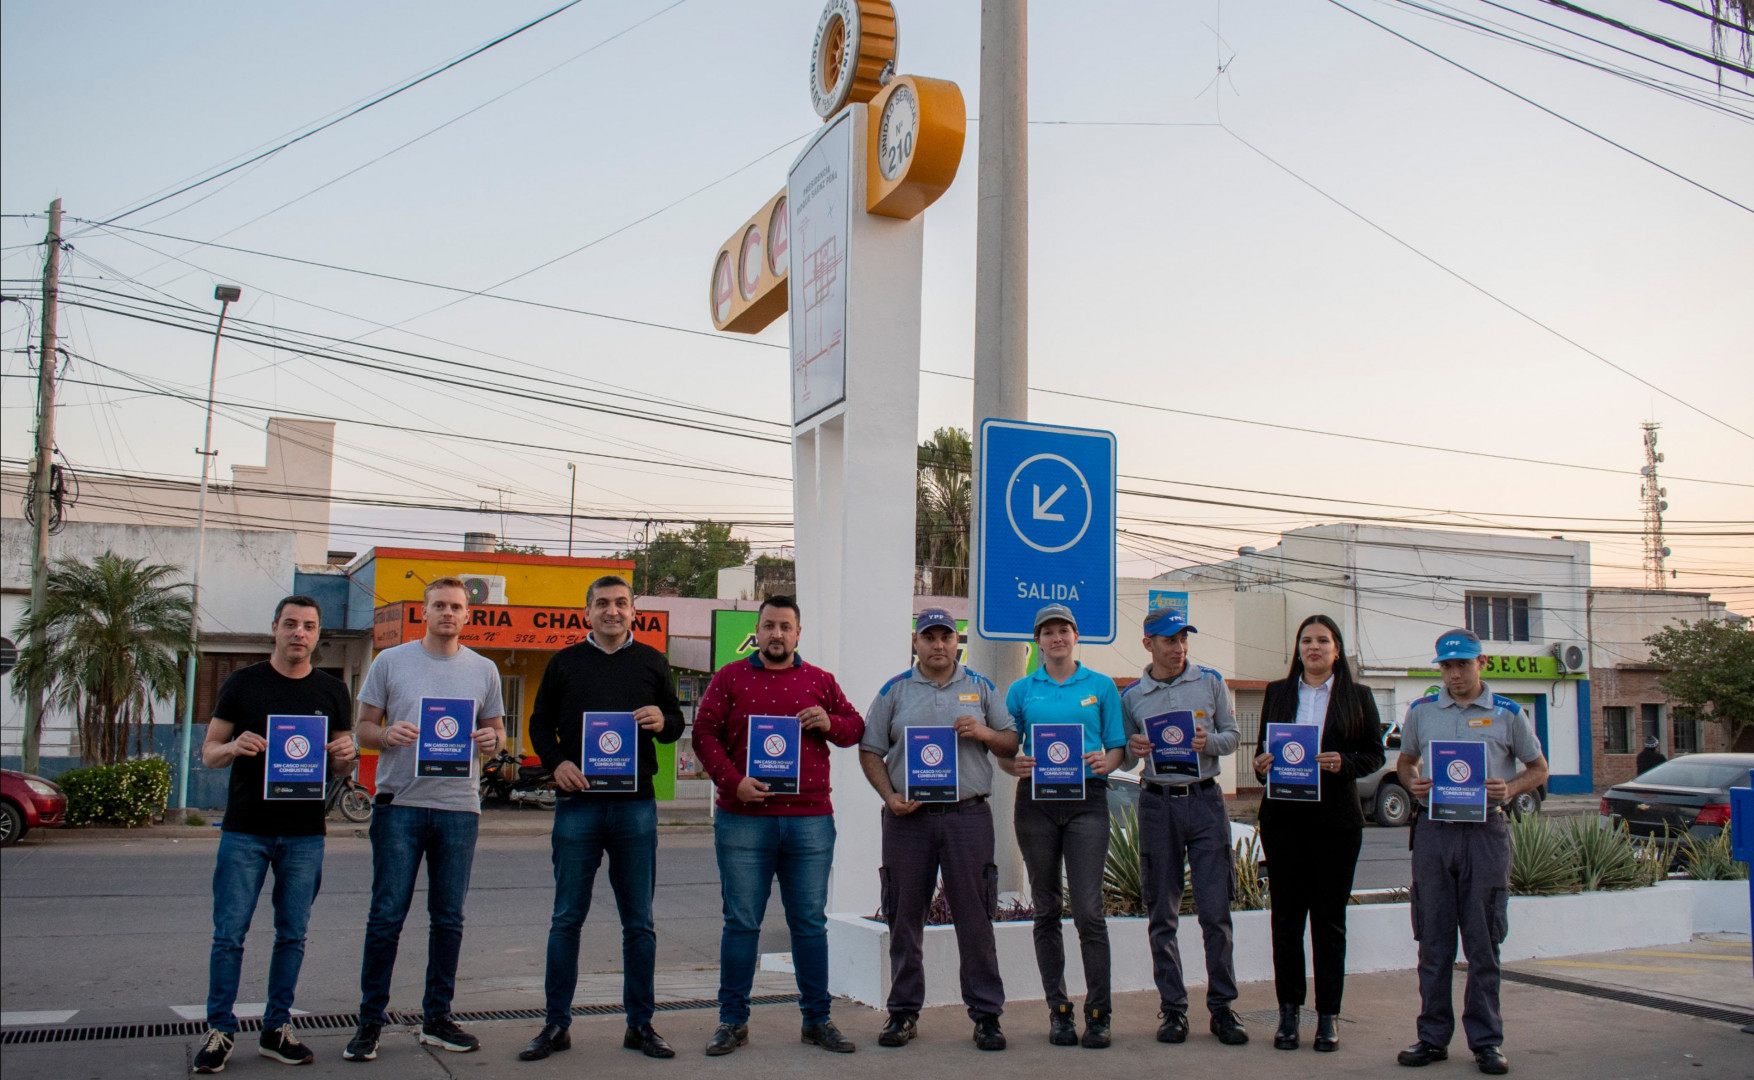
<box><xmin>1251</xmin><ymin>614</ymin><xmax>1384</xmax><ymax>1053</ymax></box>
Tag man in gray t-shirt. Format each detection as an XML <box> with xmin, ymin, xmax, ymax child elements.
<box><xmin>345</xmin><ymin>580</ymin><xmax>506</xmax><ymax>1061</ymax></box>
<box><xmin>858</xmin><ymin>608</ymin><xmax>1018</xmax><ymax>1051</ymax></box>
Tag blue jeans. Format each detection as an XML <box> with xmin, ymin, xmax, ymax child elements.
<box><xmin>714</xmin><ymin>812</ymin><xmax>835</xmax><ymax>1025</ymax></box>
<box><xmin>544</xmin><ymin>797</ymin><xmax>658</xmax><ymax>1028</ymax></box>
<box><xmin>358</xmin><ymin>804</ymin><xmax>479</xmax><ymax>1024</ymax></box>
<box><xmin>206</xmin><ymin>831</ymin><xmax>325</xmax><ymax>1033</ymax></box>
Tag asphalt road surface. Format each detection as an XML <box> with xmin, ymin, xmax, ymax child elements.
<box><xmin>0</xmin><ymin>817</ymin><xmax>1416</xmax><ymax>1027</ymax></box>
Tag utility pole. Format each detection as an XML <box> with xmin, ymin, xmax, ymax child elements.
<box><xmin>1640</xmin><ymin>422</ymin><xmax>1669</xmax><ymax>588</ymax></box>
<box><xmin>965</xmin><ymin>0</ymin><xmax>1029</xmax><ymax>893</ymax></box>
<box><xmin>23</xmin><ymin>199</ymin><xmax>62</xmax><ymax>778</ymax></box>
<box><xmin>565</xmin><ymin>463</ymin><xmax>577</xmax><ymax>558</ymax></box>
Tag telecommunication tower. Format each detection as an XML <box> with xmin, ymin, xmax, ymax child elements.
<box><xmin>1640</xmin><ymin>422</ymin><xmax>1670</xmax><ymax>588</ymax></box>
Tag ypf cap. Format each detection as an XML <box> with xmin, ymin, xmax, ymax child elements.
<box><xmin>1433</xmin><ymin>628</ymin><xmax>1484</xmax><ymax>663</ymax></box>
<box><xmin>915</xmin><ymin>607</ymin><xmax>957</xmax><ymax>634</ymax></box>
<box><xmin>1143</xmin><ymin>610</ymin><xmax>1198</xmax><ymax>639</ymax></box>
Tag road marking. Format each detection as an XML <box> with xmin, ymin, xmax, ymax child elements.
<box><xmin>1621</xmin><ymin>950</ymin><xmax>1751</xmax><ymax>962</ymax></box>
<box><xmin>1533</xmin><ymin>961</ymin><xmax>1704</xmax><ymax>975</ymax></box>
<box><xmin>171</xmin><ymin>1004</ymin><xmax>310</xmax><ymax>1021</ymax></box>
<box><xmin>1</xmin><ymin>1010</ymin><xmax>78</xmax><ymax>1026</ymax></box>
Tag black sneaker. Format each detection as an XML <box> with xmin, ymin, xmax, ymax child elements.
<box><xmin>1211</xmin><ymin>1007</ymin><xmax>1249</xmax><ymax>1046</ymax></box>
<box><xmin>1048</xmin><ymin>1003</ymin><xmax>1079</xmax><ymax>1046</ymax></box>
<box><xmin>1156</xmin><ymin>1010</ymin><xmax>1189</xmax><ymax>1044</ymax></box>
<box><xmin>418</xmin><ymin>1016</ymin><xmax>479</xmax><ymax>1053</ymax></box>
<box><xmin>878</xmin><ymin>1012</ymin><xmax>917</xmax><ymax>1047</ymax></box>
<box><xmin>342</xmin><ymin>1022</ymin><xmax>381</xmax><ymax>1062</ymax></box>
<box><xmin>258</xmin><ymin>1023</ymin><xmax>314</xmax><ymax>1065</ymax></box>
<box><xmin>1081</xmin><ymin>1006</ymin><xmax>1111</xmax><ymax>1049</ymax></box>
<box><xmin>192</xmin><ymin>1028</ymin><xmax>234</xmax><ymax>1073</ymax></box>
<box><xmin>972</xmin><ymin>1013</ymin><xmax>1006</xmax><ymax>1051</ymax></box>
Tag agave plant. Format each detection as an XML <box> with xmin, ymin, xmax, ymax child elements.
<box><xmin>1563</xmin><ymin>817</ymin><xmax>1647</xmax><ymax>892</ymax></box>
<box><xmin>1231</xmin><ymin>835</ymin><xmax>1270</xmax><ymax>911</ymax></box>
<box><xmin>1103</xmin><ymin>805</ymin><xmax>1145</xmax><ymax>916</ymax></box>
<box><xmin>1678</xmin><ymin>828</ymin><xmax>1750</xmax><ymax>881</ymax></box>
<box><xmin>1508</xmin><ymin>813</ymin><xmax>1581</xmax><ymax>896</ymax></box>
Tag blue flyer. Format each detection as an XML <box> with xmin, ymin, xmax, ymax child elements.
<box><xmin>1266</xmin><ymin>722</ymin><xmax>1321</xmax><ymax>802</ymax></box>
<box><xmin>417</xmin><ymin>697</ymin><xmax>476</xmax><ymax>778</ymax></box>
<box><xmin>1429</xmin><ymin>740</ymin><xmax>1489</xmax><ymax>822</ymax></box>
<box><xmin>904</xmin><ymin>726</ymin><xmax>958</xmax><ymax>803</ymax></box>
<box><xmin>264</xmin><ymin>714</ymin><xmax>328</xmax><ymax>800</ymax></box>
<box><xmin>1145</xmin><ymin>710</ymin><xmax>1200</xmax><ymax>778</ymax></box>
<box><xmin>746</xmin><ymin>714</ymin><xmax>801</xmax><ymax>795</ymax></box>
<box><xmin>582</xmin><ymin>712</ymin><xmax>639</xmax><ymax>792</ymax></box>
<box><xmin>1031</xmin><ymin>723</ymin><xmax>1086</xmax><ymax>801</ymax></box>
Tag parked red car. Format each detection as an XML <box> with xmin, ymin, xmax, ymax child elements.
<box><xmin>0</xmin><ymin>769</ymin><xmax>68</xmax><ymax>846</ymax></box>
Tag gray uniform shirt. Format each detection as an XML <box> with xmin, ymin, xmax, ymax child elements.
<box><xmin>358</xmin><ymin>640</ymin><xmax>505</xmax><ymax>814</ymax></box>
<box><xmin>1401</xmin><ymin>680</ymin><xmax>1542</xmax><ymax>787</ymax></box>
<box><xmin>861</xmin><ymin>664</ymin><xmax>1015</xmax><ymax>800</ymax></box>
<box><xmin>1120</xmin><ymin>662</ymin><xmax>1240</xmax><ymax>787</ymax></box>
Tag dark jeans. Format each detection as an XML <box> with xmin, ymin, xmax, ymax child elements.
<box><xmin>1411</xmin><ymin>813</ymin><xmax>1512</xmax><ymax>1050</ymax></box>
<box><xmin>1139</xmin><ymin>782</ymin><xmax>1238</xmax><ymax>1014</ymax></box>
<box><xmin>880</xmin><ymin>800</ymin><xmax>1003</xmax><ymax>1019</ymax></box>
<box><xmin>1014</xmin><ymin>779</ymin><xmax>1110</xmax><ymax>1013</ymax></box>
<box><xmin>206</xmin><ymin>831</ymin><xmax>325</xmax><ymax>1033</ymax></box>
<box><xmin>358</xmin><ymin>804</ymin><xmax>479</xmax><ymax>1024</ymax></box>
<box><xmin>1260</xmin><ymin>819</ymin><xmax>1362</xmax><ymax>1014</ymax></box>
<box><xmin>714</xmin><ymin>811</ymin><xmax>835</xmax><ymax>1025</ymax></box>
<box><xmin>543</xmin><ymin>796</ymin><xmax>658</xmax><ymax>1028</ymax></box>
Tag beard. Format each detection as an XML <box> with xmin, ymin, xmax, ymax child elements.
<box><xmin>761</xmin><ymin>639</ymin><xmax>792</xmax><ymax>661</ymax></box>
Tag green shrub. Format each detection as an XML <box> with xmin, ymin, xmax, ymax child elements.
<box><xmin>57</xmin><ymin>757</ymin><xmax>172</xmax><ymax>827</ymax></box>
<box><xmin>1679</xmin><ymin>828</ymin><xmax>1749</xmax><ymax>881</ymax></box>
<box><xmin>1508</xmin><ymin>813</ymin><xmax>1581</xmax><ymax>895</ymax></box>
<box><xmin>1230</xmin><ymin>834</ymin><xmax>1270</xmax><ymax>912</ymax></box>
<box><xmin>1103</xmin><ymin>806</ymin><xmax>1145</xmax><ymax>916</ymax></box>
<box><xmin>1563</xmin><ymin>817</ymin><xmax>1650</xmax><ymax>892</ymax></box>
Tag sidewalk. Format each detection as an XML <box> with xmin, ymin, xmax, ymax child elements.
<box><xmin>4</xmin><ymin>962</ymin><xmax>1746</xmax><ymax>1079</ymax></box>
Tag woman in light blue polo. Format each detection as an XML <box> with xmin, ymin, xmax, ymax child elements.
<box><xmin>999</xmin><ymin>603</ymin><xmax>1126</xmax><ymax>1049</ymax></box>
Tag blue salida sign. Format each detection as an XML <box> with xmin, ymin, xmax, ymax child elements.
<box><xmin>976</xmin><ymin>419</ymin><xmax>1116</xmax><ymax>643</ymax></box>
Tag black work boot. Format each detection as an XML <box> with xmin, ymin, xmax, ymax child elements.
<box><xmin>1273</xmin><ymin>1003</ymin><xmax>1300</xmax><ymax>1050</ymax></box>
<box><xmin>877</xmin><ymin>1012</ymin><xmax>917</xmax><ymax>1047</ymax></box>
<box><xmin>1314</xmin><ymin>1013</ymin><xmax>1339</xmax><ymax>1052</ymax></box>
<box><xmin>1156</xmin><ymin>1010</ymin><xmax>1189</xmax><ymax>1044</ymax></box>
<box><xmin>972</xmin><ymin>1013</ymin><xmax>1006</xmax><ymax>1051</ymax></box>
<box><xmin>1080</xmin><ymin>1006</ymin><xmax>1111</xmax><ymax>1049</ymax></box>
<box><xmin>1048</xmin><ymin>1003</ymin><xmax>1078</xmax><ymax>1046</ymax></box>
<box><xmin>1210</xmin><ymin>1007</ymin><xmax>1249</xmax><ymax>1046</ymax></box>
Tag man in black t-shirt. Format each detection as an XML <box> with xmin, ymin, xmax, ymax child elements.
<box><xmin>192</xmin><ymin>596</ymin><xmax>355</xmax><ymax>1074</ymax></box>
<box><xmin>516</xmin><ymin>575</ymin><xmax>685</xmax><ymax>1063</ymax></box>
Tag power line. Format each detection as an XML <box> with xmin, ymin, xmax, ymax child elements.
<box><xmin>94</xmin><ymin>0</ymin><xmax>595</xmax><ymax>226</ymax></box>
<box><xmin>1533</xmin><ymin>0</ymin><xmax>1754</xmax><ymax>75</ymax></box>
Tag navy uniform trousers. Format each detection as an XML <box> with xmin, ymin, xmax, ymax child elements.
<box><xmin>879</xmin><ymin>800</ymin><xmax>1004</xmax><ymax>1019</ymax></box>
<box><xmin>1410</xmin><ymin>812</ymin><xmax>1511</xmax><ymax>1050</ymax></box>
<box><xmin>1139</xmin><ymin>782</ymin><xmax>1238</xmax><ymax>1015</ymax></box>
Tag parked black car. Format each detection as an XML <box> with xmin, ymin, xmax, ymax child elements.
<box><xmin>1600</xmin><ymin>752</ymin><xmax>1754</xmax><ymax>848</ymax></box>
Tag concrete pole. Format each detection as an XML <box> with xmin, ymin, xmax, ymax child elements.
<box><xmin>966</xmin><ymin>0</ymin><xmax>1030</xmax><ymax>893</ymax></box>
<box><xmin>22</xmin><ymin>199</ymin><xmax>62</xmax><ymax>777</ymax></box>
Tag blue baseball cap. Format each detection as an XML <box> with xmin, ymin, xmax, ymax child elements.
<box><xmin>915</xmin><ymin>607</ymin><xmax>957</xmax><ymax>634</ymax></box>
<box><xmin>1433</xmin><ymin>628</ymin><xmax>1484</xmax><ymax>663</ymax></box>
<box><xmin>1143</xmin><ymin>609</ymin><xmax>1198</xmax><ymax>639</ymax></box>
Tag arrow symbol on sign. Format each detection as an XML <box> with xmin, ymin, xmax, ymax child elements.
<box><xmin>1033</xmin><ymin>484</ymin><xmax>1067</xmax><ymax>522</ymax></box>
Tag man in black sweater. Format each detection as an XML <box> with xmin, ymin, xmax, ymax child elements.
<box><xmin>517</xmin><ymin>575</ymin><xmax>685</xmax><ymax>1063</ymax></box>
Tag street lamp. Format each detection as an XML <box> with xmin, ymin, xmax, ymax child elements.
<box><xmin>566</xmin><ymin>463</ymin><xmax>577</xmax><ymax>558</ymax></box>
<box><xmin>175</xmin><ymin>284</ymin><xmax>240</xmax><ymax>814</ymax></box>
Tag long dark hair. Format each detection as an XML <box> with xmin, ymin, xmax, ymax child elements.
<box><xmin>1286</xmin><ymin>614</ymin><xmax>1369</xmax><ymax>741</ymax></box>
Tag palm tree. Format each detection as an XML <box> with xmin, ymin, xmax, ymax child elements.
<box><xmin>9</xmin><ymin>552</ymin><xmax>194</xmax><ymax>765</ymax></box>
<box><xmin>917</xmin><ymin>427</ymin><xmax>972</xmax><ymax>596</ymax></box>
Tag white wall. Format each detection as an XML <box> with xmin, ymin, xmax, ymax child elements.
<box><xmin>1588</xmin><ymin>587</ymin><xmax>1719</xmax><ymax>668</ymax></box>
<box><xmin>1076</xmin><ymin>578</ymin><xmax>1287</xmax><ymax>683</ymax></box>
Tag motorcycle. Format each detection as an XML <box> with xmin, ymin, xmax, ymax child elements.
<box><xmin>325</xmin><ymin>774</ymin><xmax>374</xmax><ymax>823</ymax></box>
<box><xmin>480</xmin><ymin>750</ymin><xmax>557</xmax><ymax>810</ymax></box>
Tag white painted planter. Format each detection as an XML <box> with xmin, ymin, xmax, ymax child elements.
<box><xmin>827</xmin><ymin>879</ymin><xmax>1749</xmax><ymax>1008</ymax></box>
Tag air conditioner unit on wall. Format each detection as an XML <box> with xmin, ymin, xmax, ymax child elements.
<box><xmin>1550</xmin><ymin>640</ymin><xmax>1587</xmax><ymax>674</ymax></box>
<box><xmin>460</xmin><ymin>574</ymin><xmax>508</xmax><ymax>606</ymax></box>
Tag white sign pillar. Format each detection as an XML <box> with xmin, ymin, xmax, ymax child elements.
<box><xmin>787</xmin><ymin>102</ymin><xmax>924</xmax><ymax>916</ymax></box>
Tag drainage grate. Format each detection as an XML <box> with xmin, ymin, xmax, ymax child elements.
<box><xmin>1236</xmin><ymin>1007</ymin><xmax>1349</xmax><ymax>1028</ymax></box>
<box><xmin>1501</xmin><ymin>970</ymin><xmax>1754</xmax><ymax>1027</ymax></box>
<box><xmin>0</xmin><ymin>994</ymin><xmax>801</xmax><ymax>1046</ymax></box>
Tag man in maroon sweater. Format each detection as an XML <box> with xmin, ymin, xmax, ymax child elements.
<box><xmin>691</xmin><ymin>595</ymin><xmax>864</xmax><ymax>1057</ymax></box>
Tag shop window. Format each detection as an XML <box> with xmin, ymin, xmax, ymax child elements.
<box><xmin>1673</xmin><ymin>713</ymin><xmax>1700</xmax><ymax>755</ymax></box>
<box><xmin>1602</xmin><ymin>706</ymin><xmax>1631</xmax><ymax>754</ymax></box>
<box><xmin>500</xmin><ymin>675</ymin><xmax>524</xmax><ymax>754</ymax></box>
<box><xmin>1465</xmin><ymin>594</ymin><xmax>1531</xmax><ymax>642</ymax></box>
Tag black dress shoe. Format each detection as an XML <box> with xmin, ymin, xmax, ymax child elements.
<box><xmin>1080</xmin><ymin>1006</ymin><xmax>1110</xmax><ymax>1049</ymax></box>
<box><xmin>1156</xmin><ymin>1010</ymin><xmax>1189</xmax><ymax>1044</ymax></box>
<box><xmin>1273</xmin><ymin>1003</ymin><xmax>1300</xmax><ymax>1051</ymax></box>
<box><xmin>704</xmin><ymin>1023</ymin><xmax>747</xmax><ymax>1057</ymax></box>
<box><xmin>624</xmin><ymin>1023</ymin><xmax>674</xmax><ymax>1059</ymax></box>
<box><xmin>1398</xmin><ymin>1041</ymin><xmax>1449</xmax><ymax>1067</ymax></box>
<box><xmin>1210</xmin><ymin>1008</ymin><xmax>1249</xmax><ymax>1046</ymax></box>
<box><xmin>518</xmin><ymin>1024</ymin><xmax>571</xmax><ymax>1062</ymax></box>
<box><xmin>972</xmin><ymin>1014</ymin><xmax>1006</xmax><ymax>1051</ymax></box>
<box><xmin>1474</xmin><ymin>1046</ymin><xmax>1509</xmax><ymax>1075</ymax></box>
<box><xmin>1314</xmin><ymin>1014</ymin><xmax>1339</xmax><ymax>1052</ymax></box>
<box><xmin>1048</xmin><ymin>1003</ymin><xmax>1079</xmax><ymax>1046</ymax></box>
<box><xmin>801</xmin><ymin>1020</ymin><xmax>856</xmax><ymax>1053</ymax></box>
<box><xmin>878</xmin><ymin>1013</ymin><xmax>917</xmax><ymax>1047</ymax></box>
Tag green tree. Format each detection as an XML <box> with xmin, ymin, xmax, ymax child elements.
<box><xmin>618</xmin><ymin>522</ymin><xmax>751</xmax><ymax>598</ymax></box>
<box><xmin>8</xmin><ymin>552</ymin><xmax>195</xmax><ymax>766</ymax></box>
<box><xmin>917</xmin><ymin>427</ymin><xmax>971</xmax><ymax>596</ymax></box>
<box><xmin>495</xmin><ymin>541</ymin><xmax>547</xmax><ymax>555</ymax></box>
<box><xmin>1645</xmin><ymin>617</ymin><xmax>1754</xmax><ymax>752</ymax></box>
